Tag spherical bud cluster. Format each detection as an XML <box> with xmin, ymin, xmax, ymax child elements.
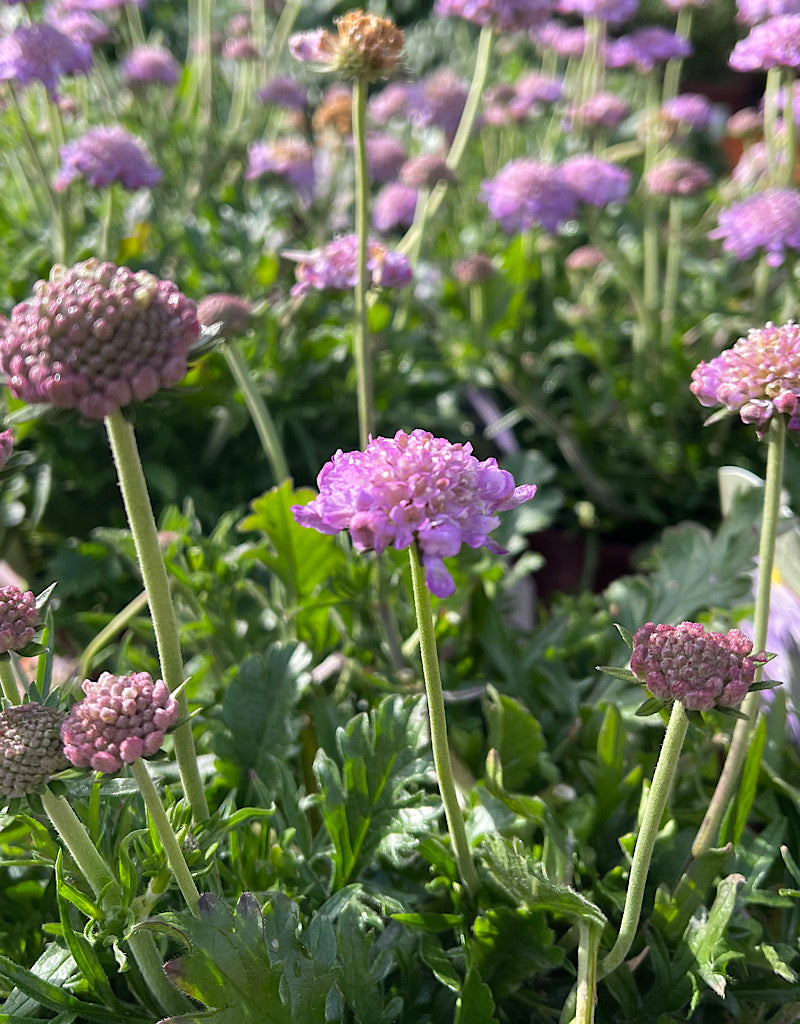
<box><xmin>290</xmin><ymin>11</ymin><xmax>404</xmax><ymax>81</ymax></box>
<box><xmin>560</xmin><ymin>155</ymin><xmax>631</xmax><ymax>206</ymax></box>
<box><xmin>0</xmin><ymin>430</ymin><xmax>13</xmax><ymax>471</ymax></box>
<box><xmin>730</xmin><ymin>14</ymin><xmax>800</xmax><ymax>70</ymax></box>
<box><xmin>453</xmin><ymin>254</ymin><xmax>495</xmax><ymax>284</ymax></box>
<box><xmin>630</xmin><ymin>621</ymin><xmax>768</xmax><ymax>710</ymax></box>
<box><xmin>292</xmin><ymin>429</ymin><xmax>537</xmax><ymax>598</ymax></box>
<box><xmin>434</xmin><ymin>0</ymin><xmax>556</xmax><ymax>32</ymax></box>
<box><xmin>0</xmin><ymin>20</ymin><xmax>92</xmax><ymax>97</ymax></box>
<box><xmin>373</xmin><ymin>183</ymin><xmax>417</xmax><ymax>232</ymax></box>
<box><xmin>646</xmin><ymin>158</ymin><xmax>711</xmax><ymax>196</ymax></box>
<box><xmin>0</xmin><ymin>586</ymin><xmax>37</xmax><ymax>654</ymax></box>
<box><xmin>121</xmin><ymin>44</ymin><xmax>181</xmax><ymax>88</ymax></box>
<box><xmin>0</xmin><ymin>703</ymin><xmax>67</xmax><ymax>800</ymax></box>
<box><xmin>245</xmin><ymin>138</ymin><xmax>315</xmax><ymax>202</ymax></box>
<box><xmin>0</xmin><ymin>259</ymin><xmax>200</xmax><ymax>419</ymax></box>
<box><xmin>61</xmin><ymin>671</ymin><xmax>179</xmax><ymax>773</ymax></box>
<box><xmin>691</xmin><ymin>320</ymin><xmax>800</xmax><ymax>437</ymax></box>
<box><xmin>288</xmin><ymin>235</ymin><xmax>413</xmax><ymax>296</ymax></box>
<box><xmin>54</xmin><ymin>125</ymin><xmax>162</xmax><ymax>191</ymax></box>
<box><xmin>710</xmin><ymin>187</ymin><xmax>800</xmax><ymax>266</ymax></box>
<box><xmin>196</xmin><ymin>293</ymin><xmax>253</xmax><ymax>337</ymax></box>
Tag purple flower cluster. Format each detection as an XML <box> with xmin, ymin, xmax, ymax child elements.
<box><xmin>710</xmin><ymin>187</ymin><xmax>800</xmax><ymax>266</ymax></box>
<box><xmin>0</xmin><ymin>259</ymin><xmax>200</xmax><ymax>419</ymax></box>
<box><xmin>730</xmin><ymin>14</ymin><xmax>800</xmax><ymax>70</ymax></box>
<box><xmin>366</xmin><ymin>133</ymin><xmax>408</xmax><ymax>183</ymax></box>
<box><xmin>245</xmin><ymin>138</ymin><xmax>315</xmax><ymax>202</ymax></box>
<box><xmin>0</xmin><ymin>21</ymin><xmax>92</xmax><ymax>97</ymax></box>
<box><xmin>61</xmin><ymin>671</ymin><xmax>179</xmax><ymax>773</ymax></box>
<box><xmin>46</xmin><ymin>7</ymin><xmax>111</xmax><ymax>47</ymax></box>
<box><xmin>691</xmin><ymin>320</ymin><xmax>800</xmax><ymax>436</ymax></box>
<box><xmin>54</xmin><ymin>125</ymin><xmax>162</xmax><ymax>191</ymax></box>
<box><xmin>737</xmin><ymin>0</ymin><xmax>800</xmax><ymax>25</ymax></box>
<box><xmin>605</xmin><ymin>27</ymin><xmax>692</xmax><ymax>71</ymax></box>
<box><xmin>564</xmin><ymin>91</ymin><xmax>630</xmax><ymax>130</ymax></box>
<box><xmin>287</xmin><ymin>235</ymin><xmax>413</xmax><ymax>297</ymax></box>
<box><xmin>0</xmin><ymin>586</ymin><xmax>37</xmax><ymax>654</ymax></box>
<box><xmin>292</xmin><ymin>429</ymin><xmax>536</xmax><ymax>598</ymax></box>
<box><xmin>646</xmin><ymin>158</ymin><xmax>711</xmax><ymax>196</ymax></box>
<box><xmin>533</xmin><ymin>19</ymin><xmax>587</xmax><ymax>57</ymax></box>
<box><xmin>0</xmin><ymin>703</ymin><xmax>67</xmax><ymax>800</ymax></box>
<box><xmin>257</xmin><ymin>76</ymin><xmax>309</xmax><ymax>111</ymax></box>
<box><xmin>661</xmin><ymin>93</ymin><xmax>714</xmax><ymax>131</ymax></box>
<box><xmin>121</xmin><ymin>44</ymin><xmax>180</xmax><ymax>88</ymax></box>
<box><xmin>373</xmin><ymin>183</ymin><xmax>417</xmax><ymax>232</ymax></box>
<box><xmin>434</xmin><ymin>0</ymin><xmax>556</xmax><ymax>31</ymax></box>
<box><xmin>630</xmin><ymin>621</ymin><xmax>768</xmax><ymax>710</ymax></box>
<box><xmin>556</xmin><ymin>0</ymin><xmax>638</xmax><ymax>24</ymax></box>
<box><xmin>560</xmin><ymin>155</ymin><xmax>631</xmax><ymax>205</ymax></box>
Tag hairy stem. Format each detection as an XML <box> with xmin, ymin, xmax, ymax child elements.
<box><xmin>352</xmin><ymin>74</ymin><xmax>374</xmax><ymax>449</ymax></box>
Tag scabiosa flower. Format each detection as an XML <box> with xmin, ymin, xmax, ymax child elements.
<box><xmin>630</xmin><ymin>621</ymin><xmax>769</xmax><ymax>710</ymax></box>
<box><xmin>710</xmin><ymin>187</ymin><xmax>800</xmax><ymax>266</ymax></box>
<box><xmin>0</xmin><ymin>704</ymin><xmax>67</xmax><ymax>800</ymax></box>
<box><xmin>730</xmin><ymin>14</ymin><xmax>800</xmax><ymax>70</ymax></box>
<box><xmin>565</xmin><ymin>244</ymin><xmax>605</xmax><ymax>270</ymax></box>
<box><xmin>661</xmin><ymin>93</ymin><xmax>714</xmax><ymax>131</ymax></box>
<box><xmin>292</xmin><ymin>429</ymin><xmax>536</xmax><ymax>598</ymax></box>
<box><xmin>0</xmin><ymin>430</ymin><xmax>13</xmax><ymax>471</ymax></box>
<box><xmin>54</xmin><ymin>125</ymin><xmax>162</xmax><ymax>191</ymax></box>
<box><xmin>121</xmin><ymin>43</ymin><xmax>180</xmax><ymax>88</ymax></box>
<box><xmin>0</xmin><ymin>586</ymin><xmax>37</xmax><ymax>654</ymax></box>
<box><xmin>533</xmin><ymin>19</ymin><xmax>588</xmax><ymax>57</ymax></box>
<box><xmin>481</xmin><ymin>158</ymin><xmax>578</xmax><ymax>234</ymax></box>
<box><xmin>560</xmin><ymin>155</ymin><xmax>631</xmax><ymax>206</ymax></box>
<box><xmin>61</xmin><ymin>671</ymin><xmax>179</xmax><ymax>773</ymax></box>
<box><xmin>646</xmin><ymin>157</ymin><xmax>711</xmax><ymax>196</ymax></box>
<box><xmin>400</xmin><ymin>154</ymin><xmax>455</xmax><ymax>189</ymax></box>
<box><xmin>556</xmin><ymin>0</ymin><xmax>638</xmax><ymax>25</ymax></box>
<box><xmin>727</xmin><ymin>106</ymin><xmax>764</xmax><ymax>138</ymax></box>
<box><xmin>605</xmin><ymin>27</ymin><xmax>692</xmax><ymax>71</ymax></box>
<box><xmin>245</xmin><ymin>138</ymin><xmax>315</xmax><ymax>202</ymax></box>
<box><xmin>737</xmin><ymin>0</ymin><xmax>800</xmax><ymax>25</ymax></box>
<box><xmin>0</xmin><ymin>259</ymin><xmax>200</xmax><ymax>420</ymax></box>
<box><xmin>290</xmin><ymin>10</ymin><xmax>404</xmax><ymax>81</ymax></box>
<box><xmin>564</xmin><ymin>91</ymin><xmax>630</xmax><ymax>130</ymax></box>
<box><xmin>45</xmin><ymin>6</ymin><xmax>111</xmax><ymax>47</ymax></box>
<box><xmin>691</xmin><ymin>320</ymin><xmax>800</xmax><ymax>436</ymax></box>
<box><xmin>0</xmin><ymin>21</ymin><xmax>92</xmax><ymax>98</ymax></box>
<box><xmin>453</xmin><ymin>254</ymin><xmax>495</xmax><ymax>284</ymax></box>
<box><xmin>434</xmin><ymin>0</ymin><xmax>556</xmax><ymax>31</ymax></box>
<box><xmin>508</xmin><ymin>71</ymin><xmax>563</xmax><ymax>119</ymax></box>
<box><xmin>373</xmin><ymin>182</ymin><xmax>417</xmax><ymax>232</ymax></box>
<box><xmin>222</xmin><ymin>36</ymin><xmax>259</xmax><ymax>61</ymax></box>
<box><xmin>196</xmin><ymin>293</ymin><xmax>253</xmax><ymax>337</ymax></box>
<box><xmin>287</xmin><ymin>235</ymin><xmax>413</xmax><ymax>297</ymax></box>
<box><xmin>410</xmin><ymin>68</ymin><xmax>469</xmax><ymax>140</ymax></box>
<box><xmin>368</xmin><ymin>81</ymin><xmax>411</xmax><ymax>122</ymax></box>
<box><xmin>366</xmin><ymin>132</ymin><xmax>407</xmax><ymax>183</ymax></box>
<box><xmin>257</xmin><ymin>75</ymin><xmax>309</xmax><ymax>111</ymax></box>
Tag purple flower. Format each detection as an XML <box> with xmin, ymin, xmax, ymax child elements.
<box><xmin>751</xmin><ymin>569</ymin><xmax>800</xmax><ymax>745</ymax></box>
<box><xmin>630</xmin><ymin>621</ymin><xmax>769</xmax><ymax>711</ymax></box>
<box><xmin>287</xmin><ymin>235</ymin><xmax>413</xmax><ymax>297</ymax></box>
<box><xmin>690</xmin><ymin>320</ymin><xmax>800</xmax><ymax>436</ymax></box>
<box><xmin>400</xmin><ymin>154</ymin><xmax>455</xmax><ymax>188</ymax></box>
<box><xmin>257</xmin><ymin>75</ymin><xmax>309</xmax><ymax>111</ymax></box>
<box><xmin>54</xmin><ymin>125</ymin><xmax>162</xmax><ymax>191</ymax></box>
<box><xmin>566</xmin><ymin>244</ymin><xmax>606</xmax><ymax>270</ymax></box>
<box><xmin>0</xmin><ymin>430</ymin><xmax>13</xmax><ymax>471</ymax></box>
<box><xmin>453</xmin><ymin>254</ymin><xmax>495</xmax><ymax>283</ymax></box>
<box><xmin>410</xmin><ymin>69</ymin><xmax>469</xmax><ymax>139</ymax></box>
<box><xmin>245</xmin><ymin>138</ymin><xmax>315</xmax><ymax>202</ymax></box>
<box><xmin>532</xmin><ymin>19</ymin><xmax>587</xmax><ymax>57</ymax></box>
<box><xmin>434</xmin><ymin>0</ymin><xmax>556</xmax><ymax>31</ymax></box>
<box><xmin>646</xmin><ymin>158</ymin><xmax>711</xmax><ymax>195</ymax></box>
<box><xmin>661</xmin><ymin>92</ymin><xmax>714</xmax><ymax>131</ymax></box>
<box><xmin>61</xmin><ymin>671</ymin><xmax>179</xmax><ymax>773</ymax></box>
<box><xmin>564</xmin><ymin>91</ymin><xmax>630</xmax><ymax>130</ymax></box>
<box><xmin>44</xmin><ymin>6</ymin><xmax>111</xmax><ymax>47</ymax></box>
<box><xmin>710</xmin><ymin>187</ymin><xmax>800</xmax><ymax>266</ymax></box>
<box><xmin>121</xmin><ymin>43</ymin><xmax>180</xmax><ymax>87</ymax></box>
<box><xmin>0</xmin><ymin>21</ymin><xmax>92</xmax><ymax>97</ymax></box>
<box><xmin>366</xmin><ymin>132</ymin><xmax>408</xmax><ymax>183</ymax></box>
<box><xmin>369</xmin><ymin>82</ymin><xmax>411</xmax><ymax>123</ymax></box>
<box><xmin>0</xmin><ymin>703</ymin><xmax>67</xmax><ymax>800</ymax></box>
<box><xmin>730</xmin><ymin>15</ymin><xmax>800</xmax><ymax>70</ymax></box>
<box><xmin>508</xmin><ymin>71</ymin><xmax>564</xmax><ymax>118</ymax></box>
<box><xmin>605</xmin><ymin>27</ymin><xmax>692</xmax><ymax>70</ymax></box>
<box><xmin>0</xmin><ymin>259</ymin><xmax>200</xmax><ymax>419</ymax></box>
<box><xmin>58</xmin><ymin>0</ymin><xmax>146</xmax><ymax>9</ymax></box>
<box><xmin>481</xmin><ymin>158</ymin><xmax>578</xmax><ymax>234</ymax></box>
<box><xmin>373</xmin><ymin>183</ymin><xmax>418</xmax><ymax>232</ymax></box>
<box><xmin>560</xmin><ymin>155</ymin><xmax>631</xmax><ymax>206</ymax></box>
<box><xmin>0</xmin><ymin>586</ymin><xmax>37</xmax><ymax>654</ymax></box>
<box><xmin>292</xmin><ymin>429</ymin><xmax>537</xmax><ymax>598</ymax></box>
<box><xmin>737</xmin><ymin>0</ymin><xmax>800</xmax><ymax>25</ymax></box>
<box><xmin>556</xmin><ymin>0</ymin><xmax>638</xmax><ymax>25</ymax></box>
<box><xmin>222</xmin><ymin>36</ymin><xmax>259</xmax><ymax>61</ymax></box>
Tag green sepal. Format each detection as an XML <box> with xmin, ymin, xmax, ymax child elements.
<box><xmin>635</xmin><ymin>697</ymin><xmax>669</xmax><ymax>717</ymax></box>
<box><xmin>613</xmin><ymin>622</ymin><xmax>634</xmax><ymax>650</ymax></box>
<box><xmin>597</xmin><ymin>665</ymin><xmax>638</xmax><ymax>683</ymax></box>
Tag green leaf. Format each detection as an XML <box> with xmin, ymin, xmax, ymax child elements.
<box><xmin>392</xmin><ymin>913</ymin><xmax>463</xmax><ymax>932</ymax></box>
<box><xmin>455</xmin><ymin>966</ymin><xmax>498</xmax><ymax>1024</ymax></box>
<box><xmin>470</xmin><ymin>906</ymin><xmax>561</xmax><ymax>998</ymax></box>
<box><xmin>685</xmin><ymin>873</ymin><xmax>745</xmax><ymax>999</ymax></box>
<box><xmin>334</xmin><ymin>904</ymin><xmax>402</xmax><ymax>1024</ymax></box>
<box><xmin>482</xmin><ymin>686</ymin><xmax>548</xmax><ymax>792</ymax></box>
<box><xmin>596</xmin><ymin>666</ymin><xmax>638</xmax><ymax>683</ymax></box>
<box><xmin>595</xmin><ymin>703</ymin><xmax>625</xmax><ymax>822</ymax></box>
<box><xmin>728</xmin><ymin>714</ymin><xmax>767</xmax><ymax>847</ymax></box>
<box><xmin>313</xmin><ymin>695</ymin><xmax>435</xmax><ymax>890</ymax></box>
<box><xmin>652</xmin><ymin>844</ymin><xmax>734</xmax><ymax>945</ymax></box>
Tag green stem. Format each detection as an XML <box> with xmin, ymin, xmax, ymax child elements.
<box><xmin>352</xmin><ymin>75</ymin><xmax>374</xmax><ymax>450</ymax></box>
<box><xmin>763</xmin><ymin>66</ymin><xmax>781</xmax><ymax>188</ymax></box>
<box><xmin>126</xmin><ymin>929</ymin><xmax>188</xmax><ymax>1014</ymax></box>
<box><xmin>104</xmin><ymin>409</ymin><xmax>209</xmax><ymax>823</ymax></box>
<box><xmin>691</xmin><ymin>417</ymin><xmax>785</xmax><ymax>858</ymax></box>
<box><xmin>0</xmin><ymin>660</ymin><xmax>19</xmax><ymax>703</ymax></box>
<box><xmin>130</xmin><ymin>759</ymin><xmax>201</xmax><ymax>916</ymax></box>
<box><xmin>783</xmin><ymin>70</ymin><xmax>797</xmax><ymax>188</ymax></box>
<box><xmin>661</xmin><ymin>198</ymin><xmax>682</xmax><ymax>346</ymax></box>
<box><xmin>79</xmin><ymin>589</ymin><xmax>149</xmax><ymax>680</ymax></box>
<box><xmin>662</xmin><ymin>8</ymin><xmax>692</xmax><ymax>103</ymax></box>
<box><xmin>263</xmin><ymin>0</ymin><xmax>303</xmax><ymax>75</ymax></box>
<box><xmin>222</xmin><ymin>341</ymin><xmax>290</xmax><ymax>483</ymax></box>
<box><xmin>599</xmin><ymin>700</ymin><xmax>689</xmax><ymax>978</ymax></box>
<box><xmin>99</xmin><ymin>186</ymin><xmax>115</xmax><ymax>263</ymax></box>
<box><xmin>408</xmin><ymin>543</ymin><xmax>479</xmax><ymax>896</ymax></box>
<box><xmin>575</xmin><ymin>921</ymin><xmax>601</xmax><ymax>1024</ymax></box>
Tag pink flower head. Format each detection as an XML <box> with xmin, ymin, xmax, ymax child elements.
<box><xmin>730</xmin><ymin>14</ymin><xmax>800</xmax><ymax>69</ymax></box>
<box><xmin>605</xmin><ymin>27</ymin><xmax>692</xmax><ymax>70</ymax></box>
<box><xmin>0</xmin><ymin>586</ymin><xmax>37</xmax><ymax>654</ymax></box>
<box><xmin>373</xmin><ymin>182</ymin><xmax>418</xmax><ymax>232</ymax></box>
<box><xmin>61</xmin><ymin>671</ymin><xmax>179</xmax><ymax>773</ymax></box>
<box><xmin>54</xmin><ymin>125</ymin><xmax>162</xmax><ymax>191</ymax></box>
<box><xmin>121</xmin><ymin>43</ymin><xmax>180</xmax><ymax>87</ymax></box>
<box><xmin>410</xmin><ymin>68</ymin><xmax>469</xmax><ymax>139</ymax></box>
<box><xmin>292</xmin><ymin>429</ymin><xmax>537</xmax><ymax>598</ymax></box>
<box><xmin>691</xmin><ymin>320</ymin><xmax>800</xmax><ymax>437</ymax></box>
<box><xmin>533</xmin><ymin>19</ymin><xmax>588</xmax><ymax>57</ymax></box>
<box><xmin>434</xmin><ymin>0</ymin><xmax>556</xmax><ymax>31</ymax></box>
<box><xmin>564</xmin><ymin>91</ymin><xmax>630</xmax><ymax>130</ymax></box>
<box><xmin>0</xmin><ymin>259</ymin><xmax>200</xmax><ymax>419</ymax></box>
<box><xmin>710</xmin><ymin>187</ymin><xmax>800</xmax><ymax>266</ymax></box>
<box><xmin>245</xmin><ymin>138</ymin><xmax>315</xmax><ymax>202</ymax></box>
<box><xmin>0</xmin><ymin>430</ymin><xmax>13</xmax><ymax>470</ymax></box>
<box><xmin>737</xmin><ymin>0</ymin><xmax>800</xmax><ymax>24</ymax></box>
<box><xmin>481</xmin><ymin>158</ymin><xmax>579</xmax><ymax>234</ymax></box>
<box><xmin>257</xmin><ymin>75</ymin><xmax>309</xmax><ymax>111</ymax></box>
<box><xmin>287</xmin><ymin>235</ymin><xmax>412</xmax><ymax>297</ymax></box>
<box><xmin>556</xmin><ymin>0</ymin><xmax>638</xmax><ymax>24</ymax></box>
<box><xmin>196</xmin><ymin>293</ymin><xmax>252</xmax><ymax>337</ymax></box>
<box><xmin>646</xmin><ymin>157</ymin><xmax>711</xmax><ymax>196</ymax></box>
<box><xmin>661</xmin><ymin>92</ymin><xmax>714</xmax><ymax>131</ymax></box>
<box><xmin>630</xmin><ymin>621</ymin><xmax>769</xmax><ymax>710</ymax></box>
<box><xmin>45</xmin><ymin>7</ymin><xmax>111</xmax><ymax>47</ymax></box>
<box><xmin>366</xmin><ymin>133</ymin><xmax>408</xmax><ymax>183</ymax></box>
<box><xmin>0</xmin><ymin>21</ymin><xmax>92</xmax><ymax>97</ymax></box>
<box><xmin>560</xmin><ymin>155</ymin><xmax>631</xmax><ymax>206</ymax></box>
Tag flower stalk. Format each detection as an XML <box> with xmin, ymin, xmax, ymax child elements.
<box><xmin>408</xmin><ymin>541</ymin><xmax>479</xmax><ymax>896</ymax></box>
<box><xmin>352</xmin><ymin>73</ymin><xmax>374</xmax><ymax>449</ymax></box>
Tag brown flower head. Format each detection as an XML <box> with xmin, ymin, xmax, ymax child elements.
<box><xmin>291</xmin><ymin>10</ymin><xmax>404</xmax><ymax>81</ymax></box>
<box><xmin>0</xmin><ymin>703</ymin><xmax>68</xmax><ymax>800</ymax></box>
